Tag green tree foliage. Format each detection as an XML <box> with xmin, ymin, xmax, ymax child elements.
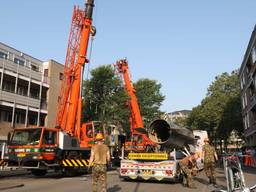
<box><xmin>134</xmin><ymin>78</ymin><xmax>165</xmax><ymax>128</ymax></box>
<box><xmin>83</xmin><ymin>66</ymin><xmax>165</xmax><ymax>133</ymax></box>
<box><xmin>187</xmin><ymin>70</ymin><xmax>243</xmax><ymax>147</ymax></box>
<box><xmin>83</xmin><ymin>65</ymin><xmax>129</xmax><ymax>130</ymax></box>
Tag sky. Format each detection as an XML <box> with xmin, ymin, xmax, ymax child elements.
<box><xmin>0</xmin><ymin>1</ymin><xmax>256</xmax><ymax>113</ymax></box>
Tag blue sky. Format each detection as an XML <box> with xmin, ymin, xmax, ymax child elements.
<box><xmin>1</xmin><ymin>1</ymin><xmax>256</xmax><ymax>112</ymax></box>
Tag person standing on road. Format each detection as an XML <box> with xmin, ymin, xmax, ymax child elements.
<box><xmin>202</xmin><ymin>138</ymin><xmax>218</xmax><ymax>185</ymax></box>
<box><xmin>89</xmin><ymin>133</ymin><xmax>110</xmax><ymax>192</ymax></box>
<box><xmin>179</xmin><ymin>153</ymin><xmax>200</xmax><ymax>189</ymax></box>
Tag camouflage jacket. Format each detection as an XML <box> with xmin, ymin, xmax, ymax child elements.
<box><xmin>203</xmin><ymin>144</ymin><xmax>216</xmax><ymax>163</ymax></box>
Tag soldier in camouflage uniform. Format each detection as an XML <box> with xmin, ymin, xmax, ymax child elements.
<box><xmin>89</xmin><ymin>133</ymin><xmax>110</xmax><ymax>192</ymax></box>
<box><xmin>179</xmin><ymin>153</ymin><xmax>200</xmax><ymax>189</ymax></box>
<box><xmin>202</xmin><ymin>138</ymin><xmax>218</xmax><ymax>185</ymax></box>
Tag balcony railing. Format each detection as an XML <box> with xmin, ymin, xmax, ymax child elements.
<box><xmin>0</xmin><ymin>90</ymin><xmax>41</xmax><ymax>108</ymax></box>
<box><xmin>0</xmin><ymin>58</ymin><xmax>46</xmax><ymax>83</ymax></box>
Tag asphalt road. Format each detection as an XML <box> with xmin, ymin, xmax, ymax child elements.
<box><xmin>0</xmin><ymin>167</ymin><xmax>255</xmax><ymax>192</ymax></box>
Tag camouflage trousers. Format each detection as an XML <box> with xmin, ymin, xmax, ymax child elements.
<box><xmin>179</xmin><ymin>163</ymin><xmax>194</xmax><ymax>187</ymax></box>
<box><xmin>92</xmin><ymin>164</ymin><xmax>107</xmax><ymax>192</ymax></box>
<box><xmin>204</xmin><ymin>162</ymin><xmax>216</xmax><ymax>179</ymax></box>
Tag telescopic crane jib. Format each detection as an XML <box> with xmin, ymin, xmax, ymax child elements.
<box><xmin>116</xmin><ymin>59</ymin><xmax>156</xmax><ymax>152</ymax></box>
<box><xmin>56</xmin><ymin>0</ymin><xmax>95</xmax><ymax>141</ymax></box>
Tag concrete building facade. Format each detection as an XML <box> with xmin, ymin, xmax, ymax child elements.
<box><xmin>0</xmin><ymin>42</ymin><xmax>63</xmax><ymax>140</ymax></box>
<box><xmin>43</xmin><ymin>60</ymin><xmax>64</xmax><ymax>127</ymax></box>
<box><xmin>239</xmin><ymin>26</ymin><xmax>256</xmax><ymax>146</ymax></box>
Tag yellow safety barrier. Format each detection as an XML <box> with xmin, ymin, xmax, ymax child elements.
<box><xmin>128</xmin><ymin>152</ymin><xmax>168</xmax><ymax>160</ymax></box>
<box><xmin>61</xmin><ymin>159</ymin><xmax>91</xmax><ymax>167</ymax></box>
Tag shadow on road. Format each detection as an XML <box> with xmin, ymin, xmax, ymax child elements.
<box><xmin>194</xmin><ymin>175</ymin><xmax>227</xmax><ymax>191</ymax></box>
<box><xmin>216</xmin><ymin>175</ymin><xmax>226</xmax><ymax>182</ymax></box>
<box><xmin>194</xmin><ymin>177</ymin><xmax>209</xmax><ymax>185</ymax></box>
<box><xmin>121</xmin><ymin>178</ymin><xmax>175</xmax><ymax>185</ymax></box>
<box><xmin>107</xmin><ymin>184</ymin><xmax>122</xmax><ymax>192</ymax></box>
<box><xmin>134</xmin><ymin>182</ymin><xmax>140</xmax><ymax>192</ymax></box>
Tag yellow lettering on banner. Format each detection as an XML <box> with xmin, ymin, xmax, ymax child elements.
<box><xmin>128</xmin><ymin>153</ymin><xmax>168</xmax><ymax>160</ymax></box>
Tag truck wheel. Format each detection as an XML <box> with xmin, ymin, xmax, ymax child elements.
<box><xmin>31</xmin><ymin>169</ymin><xmax>47</xmax><ymax>177</ymax></box>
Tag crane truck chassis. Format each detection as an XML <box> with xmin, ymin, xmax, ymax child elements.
<box><xmin>3</xmin><ymin>0</ymin><xmax>98</xmax><ymax>176</ymax></box>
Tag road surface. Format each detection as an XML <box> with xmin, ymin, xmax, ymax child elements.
<box><xmin>0</xmin><ymin>167</ymin><xmax>255</xmax><ymax>192</ymax></box>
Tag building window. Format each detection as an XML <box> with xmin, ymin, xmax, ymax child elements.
<box><xmin>2</xmin><ymin>80</ymin><xmax>15</xmax><ymax>93</ymax></box>
<box><xmin>247</xmin><ymin>113</ymin><xmax>250</xmax><ymax>128</ymax></box>
<box><xmin>17</xmin><ymin>85</ymin><xmax>28</xmax><ymax>96</ymax></box>
<box><xmin>244</xmin><ymin>93</ymin><xmax>248</xmax><ymax>106</ymax></box>
<box><xmin>242</xmin><ymin>97</ymin><xmax>245</xmax><ymax>109</ymax></box>
<box><xmin>44</xmin><ymin>69</ymin><xmax>48</xmax><ymax>77</ymax></box>
<box><xmin>31</xmin><ymin>64</ymin><xmax>39</xmax><ymax>72</ymax></box>
<box><xmin>1</xmin><ymin>110</ymin><xmax>12</xmax><ymax>122</ymax></box>
<box><xmin>28</xmin><ymin>116</ymin><xmax>37</xmax><ymax>125</ymax></box>
<box><xmin>243</xmin><ymin>117</ymin><xmax>247</xmax><ymax>130</ymax></box>
<box><xmin>59</xmin><ymin>72</ymin><xmax>64</xmax><ymax>80</ymax></box>
<box><xmin>14</xmin><ymin>58</ymin><xmax>25</xmax><ymax>66</ymax></box>
<box><xmin>0</xmin><ymin>51</ymin><xmax>7</xmax><ymax>60</ymax></box>
<box><xmin>42</xmin><ymin>130</ymin><xmax>56</xmax><ymax>145</ymax></box>
<box><xmin>252</xmin><ymin>46</ymin><xmax>256</xmax><ymax>64</ymax></box>
<box><xmin>30</xmin><ymin>88</ymin><xmax>40</xmax><ymax>99</ymax></box>
<box><xmin>15</xmin><ymin>112</ymin><xmax>25</xmax><ymax>124</ymax></box>
<box><xmin>240</xmin><ymin>79</ymin><xmax>243</xmax><ymax>90</ymax></box>
<box><xmin>252</xmin><ymin>106</ymin><xmax>256</xmax><ymax>125</ymax></box>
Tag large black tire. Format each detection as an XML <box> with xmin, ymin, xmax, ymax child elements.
<box><xmin>31</xmin><ymin>169</ymin><xmax>47</xmax><ymax>177</ymax></box>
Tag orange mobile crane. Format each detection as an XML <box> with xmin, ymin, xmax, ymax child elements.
<box><xmin>4</xmin><ymin>0</ymin><xmax>98</xmax><ymax>176</ymax></box>
<box><xmin>116</xmin><ymin>59</ymin><xmax>156</xmax><ymax>152</ymax></box>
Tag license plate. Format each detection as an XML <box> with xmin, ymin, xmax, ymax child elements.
<box><xmin>17</xmin><ymin>153</ymin><xmax>26</xmax><ymax>157</ymax></box>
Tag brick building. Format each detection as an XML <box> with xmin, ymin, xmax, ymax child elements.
<box><xmin>239</xmin><ymin>26</ymin><xmax>256</xmax><ymax>146</ymax></box>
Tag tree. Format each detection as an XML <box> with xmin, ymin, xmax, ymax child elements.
<box><xmin>83</xmin><ymin>65</ymin><xmax>129</xmax><ymax>130</ymax></box>
<box><xmin>187</xmin><ymin>70</ymin><xmax>243</xmax><ymax>149</ymax></box>
<box><xmin>83</xmin><ymin>66</ymin><xmax>165</xmax><ymax>133</ymax></box>
<box><xmin>134</xmin><ymin>78</ymin><xmax>165</xmax><ymax>128</ymax></box>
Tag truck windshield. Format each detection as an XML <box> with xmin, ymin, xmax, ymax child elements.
<box><xmin>10</xmin><ymin>128</ymin><xmax>42</xmax><ymax>146</ymax></box>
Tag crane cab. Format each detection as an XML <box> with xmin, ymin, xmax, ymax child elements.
<box><xmin>6</xmin><ymin>127</ymin><xmax>58</xmax><ymax>169</ymax></box>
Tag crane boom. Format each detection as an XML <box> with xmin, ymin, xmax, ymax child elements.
<box><xmin>116</xmin><ymin>59</ymin><xmax>156</xmax><ymax>152</ymax></box>
<box><xmin>56</xmin><ymin>1</ymin><xmax>94</xmax><ymax>139</ymax></box>
<box><xmin>116</xmin><ymin>59</ymin><xmax>144</xmax><ymax>133</ymax></box>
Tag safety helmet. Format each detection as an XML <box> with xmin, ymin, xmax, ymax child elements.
<box><xmin>204</xmin><ymin>138</ymin><xmax>209</xmax><ymax>142</ymax></box>
<box><xmin>95</xmin><ymin>133</ymin><xmax>104</xmax><ymax>141</ymax></box>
